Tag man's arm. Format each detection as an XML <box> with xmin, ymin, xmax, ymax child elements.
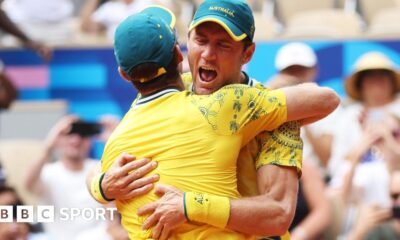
<box><xmin>138</xmin><ymin>121</ymin><xmax>303</xmax><ymax>239</ymax></box>
<box><xmin>0</xmin><ymin>71</ymin><xmax>17</xmax><ymax>109</ymax></box>
<box><xmin>137</xmin><ymin>165</ymin><xmax>298</xmax><ymax>238</ymax></box>
<box><xmin>282</xmin><ymin>83</ymin><xmax>340</xmax><ymax>125</ymax></box>
<box><xmin>229</xmin><ymin>165</ymin><xmax>298</xmax><ymax>236</ymax></box>
<box><xmin>0</xmin><ymin>7</ymin><xmax>52</xmax><ymax>61</ymax></box>
<box><xmin>79</xmin><ymin>0</ymin><xmax>105</xmax><ymax>33</ymax></box>
<box><xmin>24</xmin><ymin>115</ymin><xmax>78</xmax><ymax>194</ymax></box>
<box><xmin>290</xmin><ymin>162</ymin><xmax>331</xmax><ymax>240</ymax></box>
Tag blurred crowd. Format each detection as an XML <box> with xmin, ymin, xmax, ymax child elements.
<box><xmin>268</xmin><ymin>43</ymin><xmax>400</xmax><ymax>240</ymax></box>
<box><xmin>0</xmin><ymin>0</ymin><xmax>400</xmax><ymax>240</ymax></box>
<box><xmin>0</xmin><ymin>0</ymin><xmax>400</xmax><ymax>47</ymax></box>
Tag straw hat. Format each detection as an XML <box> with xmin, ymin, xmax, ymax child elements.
<box><xmin>345</xmin><ymin>52</ymin><xmax>400</xmax><ymax>101</ymax></box>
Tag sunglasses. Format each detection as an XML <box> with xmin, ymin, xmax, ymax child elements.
<box><xmin>391</xmin><ymin>192</ymin><xmax>400</xmax><ymax>200</ymax></box>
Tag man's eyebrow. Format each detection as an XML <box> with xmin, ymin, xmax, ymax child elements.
<box><xmin>194</xmin><ymin>30</ymin><xmax>207</xmax><ymax>38</ymax></box>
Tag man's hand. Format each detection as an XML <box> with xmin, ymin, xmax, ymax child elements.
<box><xmin>137</xmin><ymin>184</ymin><xmax>187</xmax><ymax>240</ymax></box>
<box><xmin>45</xmin><ymin>115</ymin><xmax>79</xmax><ymax>150</ymax></box>
<box><xmin>102</xmin><ymin>153</ymin><xmax>159</xmax><ymax>200</ymax></box>
<box><xmin>25</xmin><ymin>40</ymin><xmax>53</xmax><ymax>62</ymax></box>
<box><xmin>348</xmin><ymin>204</ymin><xmax>392</xmax><ymax>240</ymax></box>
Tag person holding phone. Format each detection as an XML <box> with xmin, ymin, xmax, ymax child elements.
<box><xmin>23</xmin><ymin>115</ymin><xmax>124</xmax><ymax>240</ymax></box>
<box><xmin>348</xmin><ymin>170</ymin><xmax>400</xmax><ymax>240</ymax></box>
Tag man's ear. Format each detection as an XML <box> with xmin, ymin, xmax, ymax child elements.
<box><xmin>174</xmin><ymin>45</ymin><xmax>184</xmax><ymax>64</ymax></box>
<box><xmin>118</xmin><ymin>67</ymin><xmax>131</xmax><ymax>83</ymax></box>
<box><xmin>242</xmin><ymin>43</ymin><xmax>256</xmax><ymax>64</ymax></box>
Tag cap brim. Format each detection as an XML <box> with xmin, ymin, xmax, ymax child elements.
<box><xmin>141</xmin><ymin>5</ymin><xmax>176</xmax><ymax>29</ymax></box>
<box><xmin>189</xmin><ymin>16</ymin><xmax>247</xmax><ymax>41</ymax></box>
<box><xmin>278</xmin><ymin>60</ymin><xmax>316</xmax><ymax>71</ymax></box>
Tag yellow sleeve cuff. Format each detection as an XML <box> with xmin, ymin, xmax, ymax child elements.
<box><xmin>184</xmin><ymin>192</ymin><xmax>230</xmax><ymax>229</ymax></box>
<box><xmin>90</xmin><ymin>173</ymin><xmax>113</xmax><ymax>204</ymax></box>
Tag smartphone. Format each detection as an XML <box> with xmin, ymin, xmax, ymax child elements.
<box><xmin>393</xmin><ymin>206</ymin><xmax>400</xmax><ymax>219</ymax></box>
<box><xmin>69</xmin><ymin>121</ymin><xmax>102</xmax><ymax>137</ymax></box>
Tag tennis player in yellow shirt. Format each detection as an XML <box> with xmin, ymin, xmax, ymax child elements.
<box><xmin>89</xmin><ymin>2</ymin><xmax>339</xmax><ymax>239</ymax></box>
<box><xmin>90</xmin><ymin>3</ymin><xmax>339</xmax><ymax>239</ymax></box>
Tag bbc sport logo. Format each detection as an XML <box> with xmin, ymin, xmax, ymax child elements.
<box><xmin>0</xmin><ymin>205</ymin><xmax>117</xmax><ymax>223</ymax></box>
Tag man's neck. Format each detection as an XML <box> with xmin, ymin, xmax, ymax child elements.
<box><xmin>140</xmin><ymin>79</ymin><xmax>185</xmax><ymax>97</ymax></box>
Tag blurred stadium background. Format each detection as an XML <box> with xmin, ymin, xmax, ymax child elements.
<box><xmin>1</xmin><ymin>0</ymin><xmax>400</xmax><ymax>131</ymax></box>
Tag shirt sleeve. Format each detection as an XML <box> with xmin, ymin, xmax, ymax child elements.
<box><xmin>255</xmin><ymin>121</ymin><xmax>303</xmax><ymax>176</ymax></box>
<box><xmin>190</xmin><ymin>84</ymin><xmax>287</xmax><ymax>135</ymax></box>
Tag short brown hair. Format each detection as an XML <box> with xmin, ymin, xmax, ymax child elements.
<box><xmin>127</xmin><ymin>48</ymin><xmax>181</xmax><ymax>93</ymax></box>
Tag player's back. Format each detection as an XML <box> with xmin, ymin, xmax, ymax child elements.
<box><xmin>103</xmin><ymin>90</ymin><xmax>247</xmax><ymax>239</ymax></box>
<box><xmin>102</xmin><ymin>85</ymin><xmax>287</xmax><ymax>239</ymax></box>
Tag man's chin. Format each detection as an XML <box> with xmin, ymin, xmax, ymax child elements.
<box><xmin>194</xmin><ymin>86</ymin><xmax>215</xmax><ymax>95</ymax></box>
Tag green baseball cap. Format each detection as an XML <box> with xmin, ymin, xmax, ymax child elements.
<box><xmin>114</xmin><ymin>6</ymin><xmax>177</xmax><ymax>82</ymax></box>
<box><xmin>189</xmin><ymin>0</ymin><xmax>255</xmax><ymax>42</ymax></box>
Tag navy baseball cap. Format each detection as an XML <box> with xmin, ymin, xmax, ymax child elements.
<box><xmin>189</xmin><ymin>0</ymin><xmax>255</xmax><ymax>41</ymax></box>
<box><xmin>114</xmin><ymin>6</ymin><xmax>177</xmax><ymax>82</ymax></box>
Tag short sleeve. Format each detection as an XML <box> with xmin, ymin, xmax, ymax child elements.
<box><xmin>190</xmin><ymin>84</ymin><xmax>287</xmax><ymax>139</ymax></box>
<box><xmin>255</xmin><ymin>121</ymin><xmax>303</xmax><ymax>176</ymax></box>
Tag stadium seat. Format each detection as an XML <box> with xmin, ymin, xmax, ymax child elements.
<box><xmin>281</xmin><ymin>9</ymin><xmax>363</xmax><ymax>40</ymax></box>
<box><xmin>275</xmin><ymin>0</ymin><xmax>335</xmax><ymax>24</ymax></box>
<box><xmin>366</xmin><ymin>8</ymin><xmax>400</xmax><ymax>39</ymax></box>
<box><xmin>253</xmin><ymin>12</ymin><xmax>280</xmax><ymax>41</ymax></box>
<box><xmin>0</xmin><ymin>100</ymin><xmax>67</xmax><ymax>139</ymax></box>
<box><xmin>358</xmin><ymin>0</ymin><xmax>397</xmax><ymax>23</ymax></box>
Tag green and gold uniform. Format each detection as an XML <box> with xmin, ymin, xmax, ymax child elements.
<box><xmin>102</xmin><ymin>83</ymin><xmax>288</xmax><ymax>239</ymax></box>
<box><xmin>182</xmin><ymin>73</ymin><xmax>302</xmax><ymax>240</ymax></box>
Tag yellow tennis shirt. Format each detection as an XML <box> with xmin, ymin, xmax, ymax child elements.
<box><xmin>102</xmin><ymin>84</ymin><xmax>287</xmax><ymax>239</ymax></box>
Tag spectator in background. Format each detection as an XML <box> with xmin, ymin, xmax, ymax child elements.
<box><xmin>0</xmin><ymin>64</ymin><xmax>17</xmax><ymax>187</ymax></box>
<box><xmin>80</xmin><ymin>0</ymin><xmax>173</xmax><ymax>40</ymax></box>
<box><xmin>23</xmin><ymin>115</ymin><xmax>120</xmax><ymax>240</ymax></box>
<box><xmin>0</xmin><ymin>186</ymin><xmax>45</xmax><ymax>240</ymax></box>
<box><xmin>0</xmin><ymin>0</ymin><xmax>52</xmax><ymax>60</ymax></box>
<box><xmin>3</xmin><ymin>0</ymin><xmax>76</xmax><ymax>44</ymax></box>
<box><xmin>0</xmin><ymin>0</ymin><xmax>51</xmax><ymax>109</ymax></box>
<box><xmin>0</xmin><ymin>62</ymin><xmax>17</xmax><ymax>109</ymax></box>
<box><xmin>329</xmin><ymin>52</ymin><xmax>400</xmax><ymax>239</ymax></box>
<box><xmin>329</xmin><ymin>52</ymin><xmax>400</xmax><ymax>181</ymax></box>
<box><xmin>269</xmin><ymin>42</ymin><xmax>338</xmax><ymax>175</ymax></box>
<box><xmin>0</xmin><ymin>0</ymin><xmax>52</xmax><ymax>191</ymax></box>
<box><xmin>339</xmin><ymin>112</ymin><xmax>398</xmax><ymax>213</ymax></box>
<box><xmin>268</xmin><ymin>42</ymin><xmax>332</xmax><ymax>240</ymax></box>
<box><xmin>80</xmin><ymin>0</ymin><xmax>109</xmax><ymax>33</ymax></box>
<box><xmin>334</xmin><ymin>113</ymin><xmax>400</xmax><ymax>239</ymax></box>
<box><xmin>348</xmin><ymin>170</ymin><xmax>400</xmax><ymax>240</ymax></box>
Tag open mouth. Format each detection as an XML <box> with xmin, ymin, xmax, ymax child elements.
<box><xmin>199</xmin><ymin>66</ymin><xmax>217</xmax><ymax>83</ymax></box>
